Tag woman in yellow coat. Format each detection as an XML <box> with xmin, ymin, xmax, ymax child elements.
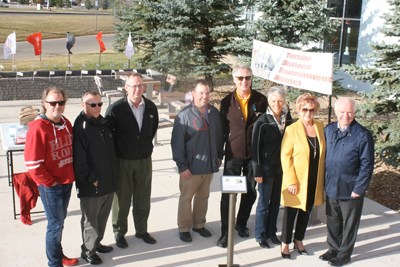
<box><xmin>280</xmin><ymin>93</ymin><xmax>326</xmax><ymax>259</ymax></box>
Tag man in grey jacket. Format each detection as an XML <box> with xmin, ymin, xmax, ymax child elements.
<box><xmin>171</xmin><ymin>79</ymin><xmax>224</xmax><ymax>243</ymax></box>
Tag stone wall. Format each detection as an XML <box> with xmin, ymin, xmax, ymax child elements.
<box><xmin>0</xmin><ymin>69</ymin><xmax>166</xmax><ymax>101</ymax></box>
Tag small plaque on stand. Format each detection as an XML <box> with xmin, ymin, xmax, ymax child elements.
<box><xmin>220</xmin><ymin>175</ymin><xmax>247</xmax><ymax>193</ymax></box>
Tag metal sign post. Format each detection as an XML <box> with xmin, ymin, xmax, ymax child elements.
<box><xmin>219</xmin><ymin>176</ymin><xmax>247</xmax><ymax>267</ymax></box>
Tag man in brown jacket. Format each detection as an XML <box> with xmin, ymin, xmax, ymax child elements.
<box><xmin>217</xmin><ymin>65</ymin><xmax>268</xmax><ymax>248</ymax></box>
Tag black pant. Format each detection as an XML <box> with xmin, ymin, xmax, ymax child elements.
<box><xmin>281</xmin><ymin>207</ymin><xmax>311</xmax><ymax>244</ymax></box>
<box><xmin>220</xmin><ymin>157</ymin><xmax>256</xmax><ymax>234</ymax></box>
<box><xmin>326</xmin><ymin>196</ymin><xmax>364</xmax><ymax>261</ymax></box>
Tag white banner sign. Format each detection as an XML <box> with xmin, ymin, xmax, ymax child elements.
<box><xmin>251</xmin><ymin>40</ymin><xmax>334</xmax><ymax>95</ymax></box>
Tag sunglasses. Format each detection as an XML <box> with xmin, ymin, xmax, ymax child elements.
<box><xmin>235</xmin><ymin>76</ymin><xmax>252</xmax><ymax>81</ymax></box>
<box><xmin>302</xmin><ymin>108</ymin><xmax>315</xmax><ymax>113</ymax></box>
<box><xmin>85</xmin><ymin>102</ymin><xmax>103</xmax><ymax>108</ymax></box>
<box><xmin>46</xmin><ymin>100</ymin><xmax>66</xmax><ymax>107</ymax></box>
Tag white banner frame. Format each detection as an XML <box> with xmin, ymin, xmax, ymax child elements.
<box><xmin>251</xmin><ymin>40</ymin><xmax>334</xmax><ymax>95</ymax></box>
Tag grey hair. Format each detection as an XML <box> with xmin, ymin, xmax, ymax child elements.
<box><xmin>334</xmin><ymin>97</ymin><xmax>356</xmax><ymax>112</ymax></box>
<box><xmin>267</xmin><ymin>86</ymin><xmax>286</xmax><ymax>100</ymax></box>
<box><xmin>232</xmin><ymin>64</ymin><xmax>252</xmax><ymax>77</ymax></box>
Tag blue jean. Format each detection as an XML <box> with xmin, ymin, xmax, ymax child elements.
<box><xmin>255</xmin><ymin>167</ymin><xmax>282</xmax><ymax>241</ymax></box>
<box><xmin>38</xmin><ymin>183</ymin><xmax>72</xmax><ymax>267</ymax></box>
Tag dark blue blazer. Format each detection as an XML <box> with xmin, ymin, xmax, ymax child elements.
<box><xmin>324</xmin><ymin>120</ymin><xmax>374</xmax><ymax>200</ymax></box>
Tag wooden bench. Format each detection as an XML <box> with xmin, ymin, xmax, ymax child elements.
<box><xmin>166</xmin><ymin>74</ymin><xmax>177</xmax><ymax>92</ymax></box>
<box><xmin>154</xmin><ymin>118</ymin><xmax>174</xmax><ymax>145</ymax></box>
<box><xmin>166</xmin><ymin>100</ymin><xmax>189</xmax><ymax>119</ymax></box>
<box><xmin>94</xmin><ymin>76</ymin><xmax>125</xmax><ymax>105</ymax></box>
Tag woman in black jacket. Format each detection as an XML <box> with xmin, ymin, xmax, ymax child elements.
<box><xmin>252</xmin><ymin>85</ymin><xmax>292</xmax><ymax>249</ymax></box>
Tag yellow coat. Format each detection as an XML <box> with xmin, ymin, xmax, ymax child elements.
<box><xmin>280</xmin><ymin>119</ymin><xmax>326</xmax><ymax>211</ymax></box>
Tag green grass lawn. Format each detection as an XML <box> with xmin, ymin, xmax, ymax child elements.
<box><xmin>0</xmin><ymin>9</ymin><xmax>138</xmax><ymax>71</ymax></box>
<box><xmin>0</xmin><ymin>13</ymin><xmax>115</xmax><ymax>43</ymax></box>
<box><xmin>2</xmin><ymin>52</ymin><xmax>144</xmax><ymax>72</ymax></box>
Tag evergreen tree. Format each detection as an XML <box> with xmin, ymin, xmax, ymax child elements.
<box><xmin>253</xmin><ymin>0</ymin><xmax>336</xmax><ymax>49</ymax></box>
<box><xmin>102</xmin><ymin>0</ymin><xmax>110</xmax><ymax>10</ymax></box>
<box><xmin>114</xmin><ymin>0</ymin><xmax>249</xmax><ymax>87</ymax></box>
<box><xmin>343</xmin><ymin>0</ymin><xmax>400</xmax><ymax>167</ymax></box>
<box><xmin>85</xmin><ymin>0</ymin><xmax>93</xmax><ymax>9</ymax></box>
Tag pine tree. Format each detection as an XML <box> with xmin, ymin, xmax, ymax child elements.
<box><xmin>343</xmin><ymin>0</ymin><xmax>400</xmax><ymax>167</ymax></box>
<box><xmin>114</xmin><ymin>0</ymin><xmax>249</xmax><ymax>87</ymax></box>
<box><xmin>253</xmin><ymin>0</ymin><xmax>336</xmax><ymax>49</ymax></box>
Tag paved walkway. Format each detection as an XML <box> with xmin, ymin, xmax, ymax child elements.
<box><xmin>0</xmin><ymin>98</ymin><xmax>399</xmax><ymax>266</ymax></box>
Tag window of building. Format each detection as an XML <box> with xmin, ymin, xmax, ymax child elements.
<box><xmin>325</xmin><ymin>0</ymin><xmax>363</xmax><ymax>65</ymax></box>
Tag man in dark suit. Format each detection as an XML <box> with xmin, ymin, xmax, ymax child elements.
<box><xmin>321</xmin><ymin>97</ymin><xmax>374</xmax><ymax>266</ymax></box>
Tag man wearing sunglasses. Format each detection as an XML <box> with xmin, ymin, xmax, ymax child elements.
<box><xmin>24</xmin><ymin>87</ymin><xmax>78</xmax><ymax>267</ymax></box>
<box><xmin>73</xmin><ymin>91</ymin><xmax>117</xmax><ymax>265</ymax></box>
<box><xmin>106</xmin><ymin>72</ymin><xmax>159</xmax><ymax>249</ymax></box>
<box><xmin>217</xmin><ymin>65</ymin><xmax>268</xmax><ymax>248</ymax></box>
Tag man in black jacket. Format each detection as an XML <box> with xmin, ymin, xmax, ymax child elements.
<box><xmin>217</xmin><ymin>65</ymin><xmax>268</xmax><ymax>248</ymax></box>
<box><xmin>73</xmin><ymin>91</ymin><xmax>117</xmax><ymax>265</ymax></box>
<box><xmin>106</xmin><ymin>73</ymin><xmax>159</xmax><ymax>248</ymax></box>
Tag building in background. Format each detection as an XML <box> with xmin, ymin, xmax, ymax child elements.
<box><xmin>245</xmin><ymin>0</ymin><xmax>391</xmax><ymax>91</ymax></box>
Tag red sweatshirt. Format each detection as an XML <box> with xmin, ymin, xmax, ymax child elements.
<box><xmin>24</xmin><ymin>116</ymin><xmax>75</xmax><ymax>187</ymax></box>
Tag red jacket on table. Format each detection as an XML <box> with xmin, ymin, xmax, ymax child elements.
<box><xmin>24</xmin><ymin>115</ymin><xmax>75</xmax><ymax>187</ymax></box>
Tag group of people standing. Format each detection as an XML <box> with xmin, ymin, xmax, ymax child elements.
<box><xmin>24</xmin><ymin>73</ymin><xmax>159</xmax><ymax>267</ymax></box>
<box><xmin>23</xmin><ymin>64</ymin><xmax>374</xmax><ymax>267</ymax></box>
<box><xmin>172</xmin><ymin>65</ymin><xmax>374</xmax><ymax>267</ymax></box>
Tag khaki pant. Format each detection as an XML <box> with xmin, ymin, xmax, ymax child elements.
<box><xmin>178</xmin><ymin>173</ymin><xmax>212</xmax><ymax>232</ymax></box>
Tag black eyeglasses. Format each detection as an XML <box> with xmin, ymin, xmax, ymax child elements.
<box><xmin>46</xmin><ymin>100</ymin><xmax>66</xmax><ymax>107</ymax></box>
<box><xmin>235</xmin><ymin>76</ymin><xmax>252</xmax><ymax>81</ymax></box>
<box><xmin>302</xmin><ymin>108</ymin><xmax>315</xmax><ymax>113</ymax></box>
<box><xmin>85</xmin><ymin>102</ymin><xmax>103</xmax><ymax>108</ymax></box>
<box><xmin>126</xmin><ymin>84</ymin><xmax>144</xmax><ymax>89</ymax></box>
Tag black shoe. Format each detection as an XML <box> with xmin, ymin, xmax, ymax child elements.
<box><xmin>135</xmin><ymin>232</ymin><xmax>157</xmax><ymax>244</ymax></box>
<box><xmin>281</xmin><ymin>244</ymin><xmax>291</xmax><ymax>259</ymax></box>
<box><xmin>179</xmin><ymin>232</ymin><xmax>192</xmax><ymax>242</ymax></box>
<box><xmin>257</xmin><ymin>238</ymin><xmax>271</xmax><ymax>248</ymax></box>
<box><xmin>319</xmin><ymin>250</ymin><xmax>338</xmax><ymax>261</ymax></box>
<box><xmin>81</xmin><ymin>253</ymin><xmax>102</xmax><ymax>265</ymax></box>
<box><xmin>96</xmin><ymin>244</ymin><xmax>113</xmax><ymax>253</ymax></box>
<box><xmin>329</xmin><ymin>257</ymin><xmax>350</xmax><ymax>266</ymax></box>
<box><xmin>217</xmin><ymin>234</ymin><xmax>227</xmax><ymax>248</ymax></box>
<box><xmin>293</xmin><ymin>240</ymin><xmax>309</xmax><ymax>255</ymax></box>
<box><xmin>281</xmin><ymin>252</ymin><xmax>291</xmax><ymax>259</ymax></box>
<box><xmin>235</xmin><ymin>225</ymin><xmax>249</xmax><ymax>238</ymax></box>
<box><xmin>115</xmin><ymin>235</ymin><xmax>128</xmax><ymax>248</ymax></box>
<box><xmin>192</xmin><ymin>227</ymin><xmax>212</xmax><ymax>238</ymax></box>
<box><xmin>269</xmin><ymin>234</ymin><xmax>281</xmax><ymax>245</ymax></box>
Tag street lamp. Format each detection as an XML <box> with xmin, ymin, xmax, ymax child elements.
<box><xmin>95</xmin><ymin>0</ymin><xmax>99</xmax><ymax>31</ymax></box>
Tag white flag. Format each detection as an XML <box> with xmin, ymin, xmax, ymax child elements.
<box><xmin>124</xmin><ymin>32</ymin><xmax>135</xmax><ymax>59</ymax></box>
<box><xmin>3</xmin><ymin>32</ymin><xmax>16</xmax><ymax>59</ymax></box>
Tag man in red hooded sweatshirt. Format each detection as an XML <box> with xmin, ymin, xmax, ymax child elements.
<box><xmin>24</xmin><ymin>87</ymin><xmax>78</xmax><ymax>267</ymax></box>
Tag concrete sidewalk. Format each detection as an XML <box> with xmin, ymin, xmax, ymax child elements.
<box><xmin>0</xmin><ymin>98</ymin><xmax>399</xmax><ymax>267</ymax></box>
